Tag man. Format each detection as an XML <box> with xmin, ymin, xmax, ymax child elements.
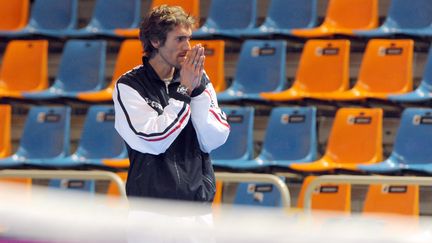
<box><xmin>113</xmin><ymin>5</ymin><xmax>230</xmax><ymax>203</ymax></box>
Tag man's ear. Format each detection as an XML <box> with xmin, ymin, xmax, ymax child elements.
<box><xmin>150</xmin><ymin>39</ymin><xmax>160</xmax><ymax>49</ymax></box>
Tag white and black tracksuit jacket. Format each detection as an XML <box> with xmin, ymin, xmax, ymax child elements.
<box><xmin>113</xmin><ymin>57</ymin><xmax>230</xmax><ymax>202</ymax></box>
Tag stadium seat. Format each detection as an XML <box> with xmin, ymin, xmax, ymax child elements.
<box><xmin>65</xmin><ymin>0</ymin><xmax>141</xmax><ymax>37</ymax></box>
<box><xmin>0</xmin><ymin>105</ymin><xmax>12</xmax><ymax>158</ymax></box>
<box><xmin>217</xmin><ymin>40</ymin><xmax>286</xmax><ymax>102</ymax></box>
<box><xmin>239</xmin><ymin>0</ymin><xmax>317</xmax><ymax>38</ymax></box>
<box><xmin>211</xmin><ymin>107</ymin><xmax>254</xmax><ymax>168</ymax></box>
<box><xmin>190</xmin><ymin>40</ymin><xmax>226</xmax><ymax>93</ymax></box>
<box><xmin>290</xmin><ymin>108</ymin><xmax>383</xmax><ymax>172</ymax></box>
<box><xmin>0</xmin><ymin>0</ymin><xmax>78</xmax><ymax>38</ymax></box>
<box><xmin>292</xmin><ymin>0</ymin><xmax>378</xmax><ymax>37</ymax></box>
<box><xmin>297</xmin><ymin>176</ymin><xmax>351</xmax><ymax>213</ymax></box>
<box><xmin>363</xmin><ymin>184</ymin><xmax>419</xmax><ymax>216</ymax></box>
<box><xmin>115</xmin><ymin>0</ymin><xmax>200</xmax><ymax>38</ymax></box>
<box><xmin>0</xmin><ymin>0</ymin><xmax>29</xmax><ymax>31</ymax></box>
<box><xmin>316</xmin><ymin>39</ymin><xmax>413</xmax><ymax>101</ymax></box>
<box><xmin>23</xmin><ymin>40</ymin><xmax>107</xmax><ymax>100</ymax></box>
<box><xmin>261</xmin><ymin>39</ymin><xmax>350</xmax><ymax>101</ymax></box>
<box><xmin>0</xmin><ymin>40</ymin><xmax>48</xmax><ymax>99</ymax></box>
<box><xmin>388</xmin><ymin>45</ymin><xmax>432</xmax><ymax>102</ymax></box>
<box><xmin>193</xmin><ymin>0</ymin><xmax>257</xmax><ymax>38</ymax></box>
<box><xmin>233</xmin><ymin>181</ymin><xmax>283</xmax><ymax>207</ymax></box>
<box><xmin>41</xmin><ymin>105</ymin><xmax>127</xmax><ymax>168</ymax></box>
<box><xmin>221</xmin><ymin>106</ymin><xmax>317</xmax><ymax>170</ymax></box>
<box><xmin>49</xmin><ymin>179</ymin><xmax>96</xmax><ymax>193</ymax></box>
<box><xmin>359</xmin><ymin>108</ymin><xmax>432</xmax><ymax>174</ymax></box>
<box><xmin>0</xmin><ymin>106</ymin><xmax>71</xmax><ymax>168</ymax></box>
<box><xmin>355</xmin><ymin>0</ymin><xmax>432</xmax><ymax>37</ymax></box>
<box><xmin>77</xmin><ymin>39</ymin><xmax>142</xmax><ymax>102</ymax></box>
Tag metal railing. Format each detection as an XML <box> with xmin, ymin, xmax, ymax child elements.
<box><xmin>215</xmin><ymin>172</ymin><xmax>291</xmax><ymax>207</ymax></box>
<box><xmin>303</xmin><ymin>175</ymin><xmax>432</xmax><ymax>212</ymax></box>
<box><xmin>0</xmin><ymin>169</ymin><xmax>127</xmax><ymax>199</ymax></box>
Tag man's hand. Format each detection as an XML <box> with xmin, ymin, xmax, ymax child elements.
<box><xmin>180</xmin><ymin>44</ymin><xmax>205</xmax><ymax>95</ymax></box>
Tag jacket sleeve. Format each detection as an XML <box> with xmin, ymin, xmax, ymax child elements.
<box><xmin>190</xmin><ymin>73</ymin><xmax>230</xmax><ymax>153</ymax></box>
<box><xmin>113</xmin><ymin>82</ymin><xmax>191</xmax><ymax>155</ymax></box>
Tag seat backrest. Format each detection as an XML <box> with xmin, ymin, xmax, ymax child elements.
<box><xmin>419</xmin><ymin>46</ymin><xmax>432</xmax><ymax>88</ymax></box>
<box><xmin>259</xmin><ymin>106</ymin><xmax>317</xmax><ymax>161</ymax></box>
<box><xmin>355</xmin><ymin>39</ymin><xmax>413</xmax><ymax>94</ymax></box>
<box><xmin>234</xmin><ymin>182</ymin><xmax>282</xmax><ymax>207</ymax></box>
<box><xmin>324</xmin><ymin>108</ymin><xmax>383</xmax><ymax>164</ymax></box>
<box><xmin>324</xmin><ymin>0</ymin><xmax>378</xmax><ymax>30</ymax></box>
<box><xmin>190</xmin><ymin>40</ymin><xmax>225</xmax><ymax>92</ymax></box>
<box><xmin>49</xmin><ymin>179</ymin><xmax>95</xmax><ymax>193</ymax></box>
<box><xmin>0</xmin><ymin>40</ymin><xmax>48</xmax><ymax>92</ymax></box>
<box><xmin>151</xmin><ymin>0</ymin><xmax>199</xmax><ymax>18</ymax></box>
<box><xmin>87</xmin><ymin>0</ymin><xmax>141</xmax><ymax>30</ymax></box>
<box><xmin>74</xmin><ymin>105</ymin><xmax>126</xmax><ymax>159</ymax></box>
<box><xmin>0</xmin><ymin>105</ymin><xmax>11</xmax><ymax>158</ymax></box>
<box><xmin>297</xmin><ymin>176</ymin><xmax>351</xmax><ymax>212</ymax></box>
<box><xmin>363</xmin><ymin>184</ymin><xmax>419</xmax><ymax>216</ymax></box>
<box><xmin>106</xmin><ymin>39</ymin><xmax>143</xmax><ymax>90</ymax></box>
<box><xmin>0</xmin><ymin>0</ymin><xmax>29</xmax><ymax>31</ymax></box>
<box><xmin>234</xmin><ymin>40</ymin><xmax>286</xmax><ymax>93</ymax></box>
<box><xmin>383</xmin><ymin>0</ymin><xmax>432</xmax><ymax>29</ymax></box>
<box><xmin>293</xmin><ymin>39</ymin><xmax>350</xmax><ymax>93</ymax></box>
<box><xmin>391</xmin><ymin>108</ymin><xmax>432</xmax><ymax>164</ymax></box>
<box><xmin>210</xmin><ymin>107</ymin><xmax>254</xmax><ymax>161</ymax></box>
<box><xmin>28</xmin><ymin>0</ymin><xmax>77</xmax><ymax>30</ymax></box>
<box><xmin>264</xmin><ymin>0</ymin><xmax>317</xmax><ymax>29</ymax></box>
<box><xmin>17</xmin><ymin>106</ymin><xmax>70</xmax><ymax>159</ymax></box>
<box><xmin>53</xmin><ymin>40</ymin><xmax>106</xmax><ymax>92</ymax></box>
<box><xmin>205</xmin><ymin>0</ymin><xmax>256</xmax><ymax>30</ymax></box>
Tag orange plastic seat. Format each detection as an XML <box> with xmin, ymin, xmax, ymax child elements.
<box><xmin>115</xmin><ymin>0</ymin><xmax>200</xmax><ymax>38</ymax></box>
<box><xmin>77</xmin><ymin>39</ymin><xmax>143</xmax><ymax>102</ymax></box>
<box><xmin>261</xmin><ymin>39</ymin><xmax>350</xmax><ymax>101</ymax></box>
<box><xmin>297</xmin><ymin>176</ymin><xmax>351</xmax><ymax>213</ymax></box>
<box><xmin>290</xmin><ymin>108</ymin><xmax>383</xmax><ymax>172</ymax></box>
<box><xmin>0</xmin><ymin>0</ymin><xmax>29</xmax><ymax>31</ymax></box>
<box><xmin>0</xmin><ymin>105</ymin><xmax>11</xmax><ymax>158</ymax></box>
<box><xmin>190</xmin><ymin>40</ymin><xmax>226</xmax><ymax>92</ymax></box>
<box><xmin>363</xmin><ymin>184</ymin><xmax>419</xmax><ymax>216</ymax></box>
<box><xmin>107</xmin><ymin>171</ymin><xmax>128</xmax><ymax>197</ymax></box>
<box><xmin>102</xmin><ymin>158</ymin><xmax>130</xmax><ymax>168</ymax></box>
<box><xmin>0</xmin><ymin>40</ymin><xmax>48</xmax><ymax>99</ymax></box>
<box><xmin>292</xmin><ymin>0</ymin><xmax>378</xmax><ymax>37</ymax></box>
<box><xmin>318</xmin><ymin>39</ymin><xmax>413</xmax><ymax>101</ymax></box>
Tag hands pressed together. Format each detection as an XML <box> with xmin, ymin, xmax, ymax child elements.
<box><xmin>180</xmin><ymin>44</ymin><xmax>205</xmax><ymax>95</ymax></box>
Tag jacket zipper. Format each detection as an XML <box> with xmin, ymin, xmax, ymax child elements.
<box><xmin>173</xmin><ymin>161</ymin><xmax>181</xmax><ymax>185</ymax></box>
<box><xmin>202</xmin><ymin>174</ymin><xmax>216</xmax><ymax>192</ymax></box>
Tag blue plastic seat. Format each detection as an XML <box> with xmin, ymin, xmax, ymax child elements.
<box><xmin>211</xmin><ymin>107</ymin><xmax>254</xmax><ymax>167</ymax></box>
<box><xmin>359</xmin><ymin>108</ymin><xmax>432</xmax><ymax>174</ymax></box>
<box><xmin>388</xmin><ymin>46</ymin><xmax>432</xmax><ymax>102</ymax></box>
<box><xmin>217</xmin><ymin>40</ymin><xmax>287</xmax><ymax>102</ymax></box>
<box><xmin>23</xmin><ymin>40</ymin><xmax>107</xmax><ymax>100</ymax></box>
<box><xmin>221</xmin><ymin>107</ymin><xmax>318</xmax><ymax>170</ymax></box>
<box><xmin>65</xmin><ymin>0</ymin><xmax>141</xmax><ymax>37</ymax></box>
<box><xmin>355</xmin><ymin>0</ymin><xmax>432</xmax><ymax>37</ymax></box>
<box><xmin>42</xmin><ymin>105</ymin><xmax>127</xmax><ymax>168</ymax></box>
<box><xmin>48</xmin><ymin>179</ymin><xmax>96</xmax><ymax>193</ymax></box>
<box><xmin>0</xmin><ymin>106</ymin><xmax>71</xmax><ymax>168</ymax></box>
<box><xmin>233</xmin><ymin>182</ymin><xmax>283</xmax><ymax>207</ymax></box>
<box><xmin>193</xmin><ymin>0</ymin><xmax>257</xmax><ymax>38</ymax></box>
<box><xmin>240</xmin><ymin>0</ymin><xmax>317</xmax><ymax>38</ymax></box>
<box><xmin>0</xmin><ymin>0</ymin><xmax>78</xmax><ymax>38</ymax></box>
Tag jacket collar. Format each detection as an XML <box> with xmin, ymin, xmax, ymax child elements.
<box><xmin>142</xmin><ymin>56</ymin><xmax>180</xmax><ymax>84</ymax></box>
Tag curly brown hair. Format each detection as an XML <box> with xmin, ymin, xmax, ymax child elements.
<box><xmin>139</xmin><ymin>5</ymin><xmax>196</xmax><ymax>58</ymax></box>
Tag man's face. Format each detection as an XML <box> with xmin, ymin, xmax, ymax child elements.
<box><xmin>154</xmin><ymin>25</ymin><xmax>192</xmax><ymax>69</ymax></box>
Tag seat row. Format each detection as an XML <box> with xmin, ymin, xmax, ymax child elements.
<box><xmin>214</xmin><ymin>106</ymin><xmax>432</xmax><ymax>175</ymax></box>
<box><xmin>3</xmin><ymin>38</ymin><xmax>432</xmax><ymax>103</ymax></box>
<box><xmin>3</xmin><ymin>0</ymin><xmax>432</xmax><ymax>40</ymax></box>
